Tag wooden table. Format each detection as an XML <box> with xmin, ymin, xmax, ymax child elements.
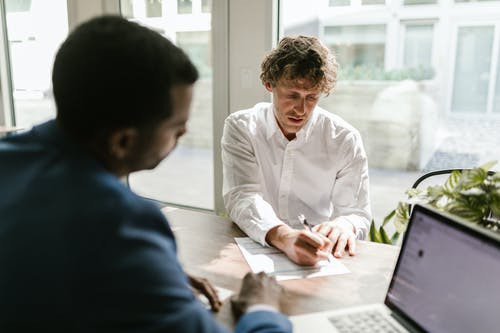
<box><xmin>163</xmin><ymin>208</ymin><xmax>400</xmax><ymax>330</ymax></box>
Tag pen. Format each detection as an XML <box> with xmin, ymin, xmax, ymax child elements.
<box><xmin>298</xmin><ymin>214</ymin><xmax>335</xmax><ymax>263</ymax></box>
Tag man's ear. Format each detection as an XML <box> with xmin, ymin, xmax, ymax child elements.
<box><xmin>264</xmin><ymin>82</ymin><xmax>273</xmax><ymax>92</ymax></box>
<box><xmin>108</xmin><ymin>128</ymin><xmax>139</xmax><ymax>160</ymax></box>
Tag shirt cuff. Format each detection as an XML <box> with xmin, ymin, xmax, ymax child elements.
<box><xmin>246</xmin><ymin>304</ymin><xmax>279</xmax><ymax>313</ymax></box>
<box><xmin>262</xmin><ymin>220</ymin><xmax>286</xmax><ymax>247</ymax></box>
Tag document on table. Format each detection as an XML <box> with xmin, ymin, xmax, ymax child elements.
<box><xmin>235</xmin><ymin>237</ymin><xmax>350</xmax><ymax>281</ymax></box>
<box><xmin>198</xmin><ymin>286</ymin><xmax>233</xmax><ymax>310</ymax></box>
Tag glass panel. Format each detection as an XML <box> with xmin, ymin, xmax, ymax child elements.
<box><xmin>120</xmin><ymin>0</ymin><xmax>134</xmax><ymax>18</ymax></box>
<box><xmin>124</xmin><ymin>0</ymin><xmax>214</xmax><ymax>210</ymax></box>
<box><xmin>177</xmin><ymin>31</ymin><xmax>212</xmax><ymax>78</ymax></box>
<box><xmin>404</xmin><ymin>0</ymin><xmax>437</xmax><ymax>4</ymax></box>
<box><xmin>329</xmin><ymin>0</ymin><xmax>351</xmax><ymax>6</ymax></box>
<box><xmin>451</xmin><ymin>26</ymin><xmax>494</xmax><ymax>113</ymax></box>
<box><xmin>494</xmin><ymin>44</ymin><xmax>500</xmax><ymax>113</ymax></box>
<box><xmin>281</xmin><ymin>0</ymin><xmax>500</xmax><ymax>230</ymax></box>
<box><xmin>202</xmin><ymin>0</ymin><xmax>211</xmax><ymax>13</ymax></box>
<box><xmin>324</xmin><ymin>25</ymin><xmax>386</xmax><ymax>78</ymax></box>
<box><xmin>177</xmin><ymin>0</ymin><xmax>192</xmax><ymax>14</ymax></box>
<box><xmin>403</xmin><ymin>24</ymin><xmax>433</xmax><ymax>69</ymax></box>
<box><xmin>5</xmin><ymin>0</ymin><xmax>68</xmax><ymax>129</ymax></box>
<box><xmin>456</xmin><ymin>0</ymin><xmax>500</xmax><ymax>2</ymax></box>
<box><xmin>362</xmin><ymin>0</ymin><xmax>385</xmax><ymax>4</ymax></box>
<box><xmin>146</xmin><ymin>0</ymin><xmax>162</xmax><ymax>17</ymax></box>
<box><xmin>5</xmin><ymin>0</ymin><xmax>31</xmax><ymax>12</ymax></box>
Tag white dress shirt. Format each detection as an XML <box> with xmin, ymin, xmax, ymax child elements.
<box><xmin>222</xmin><ymin>102</ymin><xmax>371</xmax><ymax>246</ymax></box>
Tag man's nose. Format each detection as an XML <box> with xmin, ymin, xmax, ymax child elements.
<box><xmin>294</xmin><ymin>99</ymin><xmax>306</xmax><ymax>115</ymax></box>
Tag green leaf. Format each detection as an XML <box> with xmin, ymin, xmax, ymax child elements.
<box><xmin>459</xmin><ymin>188</ymin><xmax>486</xmax><ymax>196</ymax></box>
<box><xmin>391</xmin><ymin>232</ymin><xmax>401</xmax><ymax>245</ymax></box>
<box><xmin>374</xmin><ymin>162</ymin><xmax>500</xmax><ymax>245</ymax></box>
<box><xmin>445</xmin><ymin>201</ymin><xmax>483</xmax><ymax>223</ymax></box>
<box><xmin>406</xmin><ymin>188</ymin><xmax>422</xmax><ymax>198</ymax></box>
<box><xmin>492</xmin><ymin>172</ymin><xmax>500</xmax><ymax>182</ymax></box>
<box><xmin>394</xmin><ymin>202</ymin><xmax>410</xmax><ymax>234</ymax></box>
<box><xmin>380</xmin><ymin>227</ymin><xmax>392</xmax><ymax>244</ymax></box>
<box><xmin>382</xmin><ymin>209</ymin><xmax>395</xmax><ymax>227</ymax></box>
<box><xmin>444</xmin><ymin>170</ymin><xmax>461</xmax><ymax>193</ymax></box>
<box><xmin>490</xmin><ymin>191</ymin><xmax>500</xmax><ymax>217</ymax></box>
<box><xmin>369</xmin><ymin>220</ymin><xmax>383</xmax><ymax>243</ymax></box>
<box><xmin>479</xmin><ymin>160</ymin><xmax>497</xmax><ymax>173</ymax></box>
<box><xmin>460</xmin><ymin>168</ymin><xmax>487</xmax><ymax>189</ymax></box>
<box><xmin>426</xmin><ymin>185</ymin><xmax>445</xmax><ymax>203</ymax></box>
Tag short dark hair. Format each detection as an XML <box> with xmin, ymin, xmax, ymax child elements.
<box><xmin>52</xmin><ymin>15</ymin><xmax>198</xmax><ymax>140</ymax></box>
<box><xmin>260</xmin><ymin>35</ymin><xmax>338</xmax><ymax>94</ymax></box>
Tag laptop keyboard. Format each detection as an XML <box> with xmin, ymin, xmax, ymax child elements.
<box><xmin>328</xmin><ymin>310</ymin><xmax>405</xmax><ymax>333</ymax></box>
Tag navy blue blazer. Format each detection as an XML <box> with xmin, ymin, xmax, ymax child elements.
<box><xmin>0</xmin><ymin>120</ymin><xmax>291</xmax><ymax>333</ymax></box>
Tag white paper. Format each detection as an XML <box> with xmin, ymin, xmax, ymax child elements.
<box><xmin>234</xmin><ymin>237</ymin><xmax>350</xmax><ymax>281</ymax></box>
<box><xmin>199</xmin><ymin>286</ymin><xmax>233</xmax><ymax>309</ymax></box>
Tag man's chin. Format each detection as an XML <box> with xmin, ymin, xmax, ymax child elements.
<box><xmin>285</xmin><ymin>125</ymin><xmax>302</xmax><ymax>135</ymax></box>
<box><xmin>131</xmin><ymin>157</ymin><xmax>166</xmax><ymax>173</ymax></box>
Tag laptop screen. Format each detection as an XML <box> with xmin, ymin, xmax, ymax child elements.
<box><xmin>385</xmin><ymin>206</ymin><xmax>500</xmax><ymax>333</ymax></box>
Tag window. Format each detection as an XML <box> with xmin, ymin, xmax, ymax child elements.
<box><xmin>404</xmin><ymin>0</ymin><xmax>437</xmax><ymax>5</ymax></box>
<box><xmin>201</xmin><ymin>0</ymin><xmax>211</xmax><ymax>13</ymax></box>
<box><xmin>456</xmin><ymin>0</ymin><xmax>500</xmax><ymax>2</ymax></box>
<box><xmin>281</xmin><ymin>0</ymin><xmax>500</xmax><ymax>227</ymax></box>
<box><xmin>120</xmin><ymin>0</ymin><xmax>134</xmax><ymax>18</ymax></box>
<box><xmin>177</xmin><ymin>31</ymin><xmax>212</xmax><ymax>78</ymax></box>
<box><xmin>494</xmin><ymin>47</ymin><xmax>500</xmax><ymax>113</ymax></box>
<box><xmin>120</xmin><ymin>0</ymin><xmax>162</xmax><ymax>18</ymax></box>
<box><xmin>324</xmin><ymin>24</ymin><xmax>386</xmax><ymax>78</ymax></box>
<box><xmin>146</xmin><ymin>0</ymin><xmax>162</xmax><ymax>17</ymax></box>
<box><xmin>122</xmin><ymin>0</ymin><xmax>214</xmax><ymax>210</ymax></box>
<box><xmin>451</xmin><ymin>26</ymin><xmax>494</xmax><ymax>113</ymax></box>
<box><xmin>329</xmin><ymin>0</ymin><xmax>350</xmax><ymax>6</ymax></box>
<box><xmin>4</xmin><ymin>0</ymin><xmax>68</xmax><ymax>128</ymax></box>
<box><xmin>177</xmin><ymin>0</ymin><xmax>192</xmax><ymax>14</ymax></box>
<box><xmin>403</xmin><ymin>23</ymin><xmax>434</xmax><ymax>69</ymax></box>
<box><xmin>362</xmin><ymin>0</ymin><xmax>385</xmax><ymax>4</ymax></box>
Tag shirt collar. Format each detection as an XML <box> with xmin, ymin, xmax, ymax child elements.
<box><xmin>265</xmin><ymin>104</ymin><xmax>281</xmax><ymax>140</ymax></box>
<box><xmin>296</xmin><ymin>107</ymin><xmax>318</xmax><ymax>142</ymax></box>
<box><xmin>265</xmin><ymin>104</ymin><xmax>319</xmax><ymax>143</ymax></box>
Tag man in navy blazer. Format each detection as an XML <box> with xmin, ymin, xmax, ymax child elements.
<box><xmin>0</xmin><ymin>16</ymin><xmax>291</xmax><ymax>333</ymax></box>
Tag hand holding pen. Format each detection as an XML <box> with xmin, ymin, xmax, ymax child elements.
<box><xmin>298</xmin><ymin>214</ymin><xmax>335</xmax><ymax>263</ymax></box>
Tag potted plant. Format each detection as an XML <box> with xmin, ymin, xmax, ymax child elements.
<box><xmin>370</xmin><ymin>161</ymin><xmax>500</xmax><ymax>244</ymax></box>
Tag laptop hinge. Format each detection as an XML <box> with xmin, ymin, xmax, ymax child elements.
<box><xmin>390</xmin><ymin>311</ymin><xmax>424</xmax><ymax>333</ymax></box>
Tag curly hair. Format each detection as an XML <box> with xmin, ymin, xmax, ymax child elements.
<box><xmin>260</xmin><ymin>35</ymin><xmax>338</xmax><ymax>94</ymax></box>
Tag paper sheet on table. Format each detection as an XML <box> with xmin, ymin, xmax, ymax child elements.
<box><xmin>235</xmin><ymin>237</ymin><xmax>350</xmax><ymax>281</ymax></box>
<box><xmin>199</xmin><ymin>286</ymin><xmax>233</xmax><ymax>310</ymax></box>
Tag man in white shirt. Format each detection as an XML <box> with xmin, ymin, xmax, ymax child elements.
<box><xmin>222</xmin><ymin>36</ymin><xmax>371</xmax><ymax>266</ymax></box>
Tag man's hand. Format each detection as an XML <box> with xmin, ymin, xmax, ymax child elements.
<box><xmin>231</xmin><ymin>272</ymin><xmax>283</xmax><ymax>319</ymax></box>
<box><xmin>187</xmin><ymin>274</ymin><xmax>222</xmax><ymax>312</ymax></box>
<box><xmin>265</xmin><ymin>224</ymin><xmax>332</xmax><ymax>266</ymax></box>
<box><xmin>312</xmin><ymin>219</ymin><xmax>356</xmax><ymax>258</ymax></box>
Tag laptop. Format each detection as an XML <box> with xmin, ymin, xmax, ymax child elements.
<box><xmin>290</xmin><ymin>204</ymin><xmax>500</xmax><ymax>333</ymax></box>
